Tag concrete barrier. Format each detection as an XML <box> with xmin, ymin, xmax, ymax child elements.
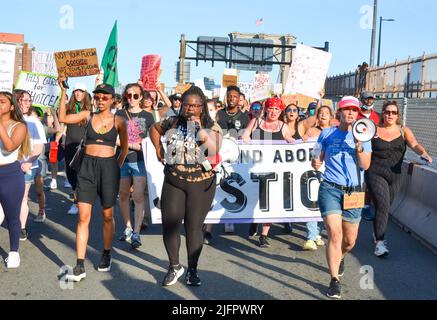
<box><xmin>390</xmin><ymin>161</ymin><xmax>437</xmax><ymax>254</ymax></box>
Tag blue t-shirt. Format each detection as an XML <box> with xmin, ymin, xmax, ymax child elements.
<box><xmin>318</xmin><ymin>127</ymin><xmax>372</xmax><ymax>187</ymax></box>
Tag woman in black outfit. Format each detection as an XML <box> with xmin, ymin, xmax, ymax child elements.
<box><xmin>366</xmin><ymin>101</ymin><xmax>432</xmax><ymax>257</ymax></box>
<box><xmin>58</xmin><ymin>78</ymin><xmax>128</xmax><ymax>282</ymax></box>
<box><xmin>150</xmin><ymin>86</ymin><xmax>222</xmax><ymax>287</ymax></box>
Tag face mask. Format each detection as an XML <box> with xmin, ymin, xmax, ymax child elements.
<box><xmin>361</xmin><ymin>104</ymin><xmax>374</xmax><ymax>111</ymax></box>
<box><xmin>209</xmin><ymin>110</ymin><xmax>216</xmax><ymax>119</ymax></box>
<box><xmin>309</xmin><ymin>109</ymin><xmax>316</xmax><ymax>116</ymax></box>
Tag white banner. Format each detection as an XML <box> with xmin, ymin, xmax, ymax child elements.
<box><xmin>284</xmin><ymin>44</ymin><xmax>332</xmax><ymax>99</ymax></box>
<box><xmin>0</xmin><ymin>44</ymin><xmax>16</xmax><ymax>92</ymax></box>
<box><xmin>144</xmin><ymin>138</ymin><xmax>324</xmax><ymax>224</ymax></box>
<box><xmin>32</xmin><ymin>51</ymin><xmax>57</xmax><ymax>76</ymax></box>
<box><xmin>15</xmin><ymin>71</ymin><xmax>62</xmax><ymax>109</ymax></box>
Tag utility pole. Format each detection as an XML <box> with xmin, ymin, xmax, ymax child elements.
<box><xmin>369</xmin><ymin>0</ymin><xmax>378</xmax><ymax>67</ymax></box>
<box><xmin>179</xmin><ymin>33</ymin><xmax>186</xmax><ymax>83</ymax></box>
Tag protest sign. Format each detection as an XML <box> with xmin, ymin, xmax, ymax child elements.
<box><xmin>194</xmin><ymin>78</ymin><xmax>206</xmax><ymax>91</ymax></box>
<box><xmin>0</xmin><ymin>44</ymin><xmax>16</xmax><ymax>92</ymax></box>
<box><xmin>54</xmin><ymin>48</ymin><xmax>100</xmax><ymax>77</ymax></box>
<box><xmin>15</xmin><ymin>71</ymin><xmax>61</xmax><ymax>109</ymax></box>
<box><xmin>141</xmin><ymin>55</ymin><xmax>161</xmax><ymax>91</ymax></box>
<box><xmin>273</xmin><ymin>83</ymin><xmax>283</xmax><ymax>96</ymax></box>
<box><xmin>222</xmin><ymin>68</ymin><xmax>238</xmax><ymax>87</ymax></box>
<box><xmin>144</xmin><ymin>138</ymin><xmax>324</xmax><ymax>224</ymax></box>
<box><xmin>238</xmin><ymin>82</ymin><xmax>253</xmax><ymax>102</ymax></box>
<box><xmin>175</xmin><ymin>83</ymin><xmax>192</xmax><ymax>94</ymax></box>
<box><xmin>284</xmin><ymin>44</ymin><xmax>332</xmax><ymax>99</ymax></box>
<box><xmin>251</xmin><ymin>73</ymin><xmax>271</xmax><ymax>101</ymax></box>
<box><xmin>32</xmin><ymin>51</ymin><xmax>57</xmax><ymax>76</ymax></box>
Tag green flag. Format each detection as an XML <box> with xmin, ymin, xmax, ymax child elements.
<box><xmin>100</xmin><ymin>21</ymin><xmax>119</xmax><ymax>87</ymax></box>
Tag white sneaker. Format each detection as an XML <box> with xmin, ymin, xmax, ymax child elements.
<box><xmin>5</xmin><ymin>251</ymin><xmax>20</xmax><ymax>268</ymax></box>
<box><xmin>50</xmin><ymin>179</ymin><xmax>57</xmax><ymax>190</ymax></box>
<box><xmin>315</xmin><ymin>235</ymin><xmax>325</xmax><ymax>246</ymax></box>
<box><xmin>224</xmin><ymin>223</ymin><xmax>235</xmax><ymax>233</ymax></box>
<box><xmin>64</xmin><ymin>180</ymin><xmax>72</xmax><ymax>188</ymax></box>
<box><xmin>34</xmin><ymin>210</ymin><xmax>46</xmax><ymax>223</ymax></box>
<box><xmin>119</xmin><ymin>227</ymin><xmax>133</xmax><ymax>242</ymax></box>
<box><xmin>374</xmin><ymin>240</ymin><xmax>389</xmax><ymax>257</ymax></box>
<box><xmin>67</xmin><ymin>204</ymin><xmax>78</xmax><ymax>215</ymax></box>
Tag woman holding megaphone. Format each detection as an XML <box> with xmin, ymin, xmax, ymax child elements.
<box><xmin>311</xmin><ymin>96</ymin><xmax>372</xmax><ymax>299</ymax></box>
<box><xmin>365</xmin><ymin>101</ymin><xmax>432</xmax><ymax>258</ymax></box>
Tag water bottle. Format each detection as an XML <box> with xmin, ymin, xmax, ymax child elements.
<box><xmin>49</xmin><ymin>141</ymin><xmax>58</xmax><ymax>163</ymax></box>
<box><xmin>311</xmin><ymin>142</ymin><xmax>322</xmax><ymax>159</ymax></box>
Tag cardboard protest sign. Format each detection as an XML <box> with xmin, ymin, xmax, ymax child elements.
<box><xmin>54</xmin><ymin>48</ymin><xmax>100</xmax><ymax>77</ymax></box>
<box><xmin>141</xmin><ymin>55</ymin><xmax>161</xmax><ymax>91</ymax></box>
<box><xmin>321</xmin><ymin>99</ymin><xmax>333</xmax><ymax>109</ymax></box>
<box><xmin>15</xmin><ymin>71</ymin><xmax>61</xmax><ymax>109</ymax></box>
<box><xmin>175</xmin><ymin>83</ymin><xmax>192</xmax><ymax>94</ymax></box>
<box><xmin>222</xmin><ymin>68</ymin><xmax>238</xmax><ymax>87</ymax></box>
<box><xmin>284</xmin><ymin>44</ymin><xmax>332</xmax><ymax>99</ymax></box>
<box><xmin>281</xmin><ymin>94</ymin><xmax>298</xmax><ymax>108</ymax></box>
<box><xmin>296</xmin><ymin>93</ymin><xmax>315</xmax><ymax>109</ymax></box>
<box><xmin>32</xmin><ymin>51</ymin><xmax>57</xmax><ymax>76</ymax></box>
<box><xmin>0</xmin><ymin>44</ymin><xmax>16</xmax><ymax>92</ymax></box>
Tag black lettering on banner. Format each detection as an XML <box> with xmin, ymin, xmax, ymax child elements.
<box><xmin>285</xmin><ymin>150</ymin><xmax>294</xmax><ymax>162</ymax></box>
<box><xmin>297</xmin><ymin>149</ymin><xmax>307</xmax><ymax>162</ymax></box>
<box><xmin>251</xmin><ymin>173</ymin><xmax>277</xmax><ymax>211</ymax></box>
<box><xmin>220</xmin><ymin>173</ymin><xmax>247</xmax><ymax>213</ymax></box>
<box><xmin>239</xmin><ymin>150</ymin><xmax>263</xmax><ymax>164</ymax></box>
<box><xmin>273</xmin><ymin>150</ymin><xmax>283</xmax><ymax>163</ymax></box>
<box><xmin>283</xmin><ymin>172</ymin><xmax>293</xmax><ymax>211</ymax></box>
<box><xmin>300</xmin><ymin>170</ymin><xmax>322</xmax><ymax>210</ymax></box>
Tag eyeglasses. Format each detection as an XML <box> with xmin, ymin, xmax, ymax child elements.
<box><xmin>286</xmin><ymin>108</ymin><xmax>298</xmax><ymax>113</ymax></box>
<box><xmin>383</xmin><ymin>110</ymin><xmax>398</xmax><ymax>115</ymax></box>
<box><xmin>182</xmin><ymin>103</ymin><xmax>203</xmax><ymax>109</ymax></box>
<box><xmin>94</xmin><ymin>95</ymin><xmax>111</xmax><ymax>102</ymax></box>
<box><xmin>126</xmin><ymin>93</ymin><xmax>140</xmax><ymax>100</ymax></box>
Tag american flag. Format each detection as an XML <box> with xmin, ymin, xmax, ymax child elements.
<box><xmin>255</xmin><ymin>18</ymin><xmax>263</xmax><ymax>26</ymax></box>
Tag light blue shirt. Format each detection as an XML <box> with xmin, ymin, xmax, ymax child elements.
<box><xmin>318</xmin><ymin>127</ymin><xmax>372</xmax><ymax>187</ymax></box>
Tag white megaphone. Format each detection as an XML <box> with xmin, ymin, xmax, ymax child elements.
<box><xmin>201</xmin><ymin>137</ymin><xmax>240</xmax><ymax>172</ymax></box>
<box><xmin>352</xmin><ymin>118</ymin><xmax>376</xmax><ymax>142</ymax></box>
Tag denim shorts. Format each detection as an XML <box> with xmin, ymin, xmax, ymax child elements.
<box><xmin>24</xmin><ymin>160</ymin><xmax>46</xmax><ymax>183</ymax></box>
<box><xmin>120</xmin><ymin>161</ymin><xmax>147</xmax><ymax>178</ymax></box>
<box><xmin>318</xmin><ymin>181</ymin><xmax>362</xmax><ymax>224</ymax></box>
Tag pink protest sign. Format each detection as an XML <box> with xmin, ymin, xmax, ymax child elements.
<box><xmin>140</xmin><ymin>55</ymin><xmax>161</xmax><ymax>91</ymax></box>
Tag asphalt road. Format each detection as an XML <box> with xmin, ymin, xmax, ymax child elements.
<box><xmin>1</xmin><ymin>174</ymin><xmax>437</xmax><ymax>300</ymax></box>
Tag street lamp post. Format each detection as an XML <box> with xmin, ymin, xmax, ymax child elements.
<box><xmin>377</xmin><ymin>16</ymin><xmax>395</xmax><ymax>67</ymax></box>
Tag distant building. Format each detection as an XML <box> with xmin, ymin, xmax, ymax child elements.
<box><xmin>204</xmin><ymin>76</ymin><xmax>215</xmax><ymax>91</ymax></box>
<box><xmin>0</xmin><ymin>32</ymin><xmax>35</xmax><ymax>86</ymax></box>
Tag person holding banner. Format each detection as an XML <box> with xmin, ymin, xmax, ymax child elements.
<box><xmin>150</xmin><ymin>86</ymin><xmax>222</xmax><ymax>287</ymax></box>
<box><xmin>0</xmin><ymin>91</ymin><xmax>30</xmax><ymax>268</ymax></box>
<box><xmin>64</xmin><ymin>83</ymin><xmax>93</xmax><ymax>215</ymax></box>
<box><xmin>241</xmin><ymin>97</ymin><xmax>294</xmax><ymax>247</ymax></box>
<box><xmin>311</xmin><ymin>96</ymin><xmax>372</xmax><ymax>299</ymax></box>
<box><xmin>365</xmin><ymin>101</ymin><xmax>432</xmax><ymax>258</ymax></box>
<box><xmin>58</xmin><ymin>78</ymin><xmax>128</xmax><ymax>282</ymax></box>
<box><xmin>116</xmin><ymin>83</ymin><xmax>154</xmax><ymax>249</ymax></box>
<box><xmin>14</xmin><ymin>90</ymin><xmax>47</xmax><ymax>241</ymax></box>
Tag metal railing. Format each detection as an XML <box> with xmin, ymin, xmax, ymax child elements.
<box><xmin>326</xmin><ymin>52</ymin><xmax>437</xmax><ymax>99</ymax></box>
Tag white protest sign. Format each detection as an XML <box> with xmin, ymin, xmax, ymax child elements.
<box><xmin>0</xmin><ymin>44</ymin><xmax>16</xmax><ymax>92</ymax></box>
<box><xmin>284</xmin><ymin>44</ymin><xmax>332</xmax><ymax>99</ymax></box>
<box><xmin>273</xmin><ymin>83</ymin><xmax>283</xmax><ymax>96</ymax></box>
<box><xmin>238</xmin><ymin>82</ymin><xmax>253</xmax><ymax>102</ymax></box>
<box><xmin>194</xmin><ymin>78</ymin><xmax>206</xmax><ymax>91</ymax></box>
<box><xmin>15</xmin><ymin>71</ymin><xmax>62</xmax><ymax>109</ymax></box>
<box><xmin>32</xmin><ymin>51</ymin><xmax>57</xmax><ymax>76</ymax></box>
<box><xmin>144</xmin><ymin>138</ymin><xmax>324</xmax><ymax>224</ymax></box>
<box><xmin>251</xmin><ymin>73</ymin><xmax>270</xmax><ymax>101</ymax></box>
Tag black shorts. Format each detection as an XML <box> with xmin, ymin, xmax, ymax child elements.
<box><xmin>76</xmin><ymin>155</ymin><xmax>120</xmax><ymax>208</ymax></box>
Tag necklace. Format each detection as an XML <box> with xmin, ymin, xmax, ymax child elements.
<box><xmin>96</xmin><ymin>114</ymin><xmax>108</xmax><ymax>134</ymax></box>
<box><xmin>225</xmin><ymin>108</ymin><xmax>239</xmax><ymax>117</ymax></box>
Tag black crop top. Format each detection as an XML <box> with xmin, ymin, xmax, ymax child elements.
<box><xmin>85</xmin><ymin>114</ymin><xmax>117</xmax><ymax>147</ymax></box>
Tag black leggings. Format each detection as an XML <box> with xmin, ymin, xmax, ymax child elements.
<box><xmin>161</xmin><ymin>173</ymin><xmax>216</xmax><ymax>269</ymax></box>
<box><xmin>64</xmin><ymin>143</ymin><xmax>79</xmax><ymax>191</ymax></box>
<box><xmin>365</xmin><ymin>168</ymin><xmax>402</xmax><ymax>241</ymax></box>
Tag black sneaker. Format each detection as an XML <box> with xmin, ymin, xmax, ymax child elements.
<box><xmin>19</xmin><ymin>229</ymin><xmax>28</xmax><ymax>241</ymax></box>
<box><xmin>162</xmin><ymin>265</ymin><xmax>184</xmax><ymax>286</ymax></box>
<box><xmin>65</xmin><ymin>265</ymin><xmax>86</xmax><ymax>282</ymax></box>
<box><xmin>283</xmin><ymin>222</ymin><xmax>293</xmax><ymax>234</ymax></box>
<box><xmin>327</xmin><ymin>278</ymin><xmax>341</xmax><ymax>299</ymax></box>
<box><xmin>338</xmin><ymin>257</ymin><xmax>345</xmax><ymax>277</ymax></box>
<box><xmin>203</xmin><ymin>231</ymin><xmax>212</xmax><ymax>245</ymax></box>
<box><xmin>258</xmin><ymin>235</ymin><xmax>271</xmax><ymax>248</ymax></box>
<box><xmin>185</xmin><ymin>268</ymin><xmax>201</xmax><ymax>286</ymax></box>
<box><xmin>131</xmin><ymin>232</ymin><xmax>142</xmax><ymax>249</ymax></box>
<box><xmin>249</xmin><ymin>223</ymin><xmax>258</xmax><ymax>238</ymax></box>
<box><xmin>97</xmin><ymin>253</ymin><xmax>112</xmax><ymax>272</ymax></box>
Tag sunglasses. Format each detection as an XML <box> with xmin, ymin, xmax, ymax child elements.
<box><xmin>251</xmin><ymin>105</ymin><xmax>262</xmax><ymax>111</ymax></box>
<box><xmin>383</xmin><ymin>110</ymin><xmax>398</xmax><ymax>115</ymax></box>
<box><xmin>286</xmin><ymin>108</ymin><xmax>298</xmax><ymax>113</ymax></box>
<box><xmin>126</xmin><ymin>93</ymin><xmax>140</xmax><ymax>100</ymax></box>
<box><xmin>94</xmin><ymin>95</ymin><xmax>111</xmax><ymax>102</ymax></box>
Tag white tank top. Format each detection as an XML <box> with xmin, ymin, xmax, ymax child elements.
<box><xmin>0</xmin><ymin>122</ymin><xmax>21</xmax><ymax>165</ymax></box>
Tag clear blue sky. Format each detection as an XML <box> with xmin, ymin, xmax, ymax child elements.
<box><xmin>4</xmin><ymin>0</ymin><xmax>436</xmax><ymax>92</ymax></box>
